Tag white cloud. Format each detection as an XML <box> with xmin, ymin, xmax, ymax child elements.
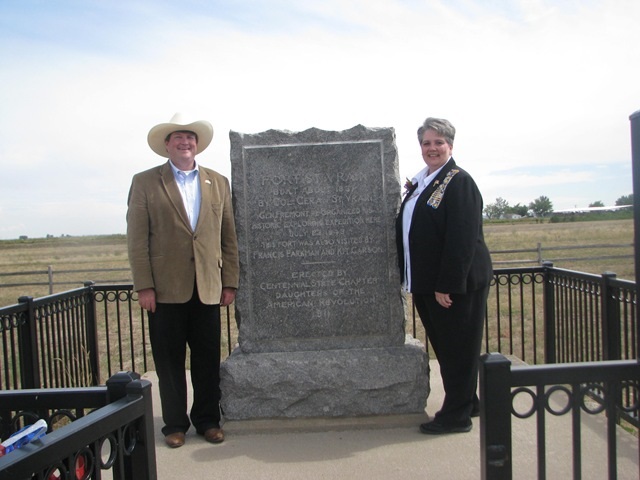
<box><xmin>0</xmin><ymin>0</ymin><xmax>638</xmax><ymax>238</ymax></box>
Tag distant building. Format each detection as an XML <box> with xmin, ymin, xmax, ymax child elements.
<box><xmin>552</xmin><ymin>205</ymin><xmax>632</xmax><ymax>214</ymax></box>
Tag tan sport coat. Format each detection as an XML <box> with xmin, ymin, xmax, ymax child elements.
<box><xmin>127</xmin><ymin>161</ymin><xmax>239</xmax><ymax>304</ymax></box>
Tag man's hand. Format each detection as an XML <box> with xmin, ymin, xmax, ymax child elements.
<box><xmin>435</xmin><ymin>291</ymin><xmax>452</xmax><ymax>309</ymax></box>
<box><xmin>137</xmin><ymin>288</ymin><xmax>157</xmax><ymax>313</ymax></box>
<box><xmin>220</xmin><ymin>287</ymin><xmax>237</xmax><ymax>307</ymax></box>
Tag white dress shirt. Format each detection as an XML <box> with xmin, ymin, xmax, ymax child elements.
<box><xmin>169</xmin><ymin>160</ymin><xmax>201</xmax><ymax>231</ymax></box>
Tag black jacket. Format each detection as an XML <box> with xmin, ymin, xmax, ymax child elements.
<box><xmin>396</xmin><ymin>158</ymin><xmax>493</xmax><ymax>295</ymax></box>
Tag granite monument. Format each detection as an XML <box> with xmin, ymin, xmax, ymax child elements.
<box><xmin>220</xmin><ymin>125</ymin><xmax>429</xmax><ymax>419</ymax></box>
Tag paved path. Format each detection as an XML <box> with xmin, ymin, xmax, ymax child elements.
<box><xmin>144</xmin><ymin>361</ymin><xmax>639</xmax><ymax>479</ymax></box>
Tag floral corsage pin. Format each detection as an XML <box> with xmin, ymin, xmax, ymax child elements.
<box><xmin>403</xmin><ymin>177</ymin><xmax>415</xmax><ymax>196</ymax></box>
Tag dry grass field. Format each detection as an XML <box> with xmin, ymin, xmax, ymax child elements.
<box><xmin>0</xmin><ymin>219</ymin><xmax>635</xmax><ymax>381</ymax></box>
<box><xmin>484</xmin><ymin>218</ymin><xmax>635</xmax><ymax>279</ymax></box>
<box><xmin>0</xmin><ymin>219</ymin><xmax>635</xmax><ymax>308</ymax></box>
<box><xmin>0</xmin><ymin>234</ymin><xmax>130</xmax><ymax>307</ymax></box>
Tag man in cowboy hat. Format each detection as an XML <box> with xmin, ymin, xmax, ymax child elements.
<box><xmin>127</xmin><ymin>113</ymin><xmax>239</xmax><ymax>448</ymax></box>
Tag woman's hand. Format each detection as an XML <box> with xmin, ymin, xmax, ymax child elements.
<box><xmin>435</xmin><ymin>291</ymin><xmax>452</xmax><ymax>309</ymax></box>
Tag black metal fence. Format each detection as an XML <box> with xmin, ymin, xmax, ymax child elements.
<box><xmin>1</xmin><ymin>264</ymin><xmax>638</xmax><ymax>479</ymax></box>
<box><xmin>483</xmin><ymin>264</ymin><xmax>637</xmax><ymax>366</ymax></box>
<box><xmin>1</xmin><ymin>265</ymin><xmax>636</xmax><ymax>390</ymax></box>
<box><xmin>477</xmin><ymin>108</ymin><xmax>640</xmax><ymax>480</ymax></box>
<box><xmin>0</xmin><ymin>371</ymin><xmax>156</xmax><ymax>479</ymax></box>
<box><xmin>480</xmin><ymin>353</ymin><xmax>639</xmax><ymax>480</ymax></box>
<box><xmin>0</xmin><ymin>283</ymin><xmax>235</xmax><ymax>390</ymax></box>
<box><xmin>2</xmin><ymin>249</ymin><xmax>634</xmax><ymax>390</ymax></box>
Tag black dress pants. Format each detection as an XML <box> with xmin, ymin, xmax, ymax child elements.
<box><xmin>148</xmin><ymin>286</ymin><xmax>222</xmax><ymax>436</ymax></box>
<box><xmin>413</xmin><ymin>285</ymin><xmax>489</xmax><ymax>425</ymax></box>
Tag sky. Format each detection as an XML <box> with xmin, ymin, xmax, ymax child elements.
<box><xmin>0</xmin><ymin>0</ymin><xmax>638</xmax><ymax>239</ymax></box>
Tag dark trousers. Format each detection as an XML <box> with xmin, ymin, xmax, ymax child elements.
<box><xmin>413</xmin><ymin>285</ymin><xmax>489</xmax><ymax>425</ymax></box>
<box><xmin>148</xmin><ymin>287</ymin><xmax>222</xmax><ymax>436</ymax></box>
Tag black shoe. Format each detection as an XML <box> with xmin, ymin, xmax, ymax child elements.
<box><xmin>419</xmin><ymin>420</ymin><xmax>472</xmax><ymax>435</ymax></box>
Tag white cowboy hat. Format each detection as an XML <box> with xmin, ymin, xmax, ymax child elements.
<box><xmin>147</xmin><ymin>113</ymin><xmax>214</xmax><ymax>157</ymax></box>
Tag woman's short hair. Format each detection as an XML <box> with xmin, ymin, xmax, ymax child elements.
<box><xmin>417</xmin><ymin>117</ymin><xmax>455</xmax><ymax>146</ymax></box>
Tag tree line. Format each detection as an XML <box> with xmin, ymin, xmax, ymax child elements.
<box><xmin>483</xmin><ymin>193</ymin><xmax>634</xmax><ymax>219</ymax></box>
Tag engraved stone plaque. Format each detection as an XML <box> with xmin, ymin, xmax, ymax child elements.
<box><xmin>221</xmin><ymin>125</ymin><xmax>429</xmax><ymax>419</ymax></box>
<box><xmin>230</xmin><ymin>126</ymin><xmax>405</xmax><ymax>353</ymax></box>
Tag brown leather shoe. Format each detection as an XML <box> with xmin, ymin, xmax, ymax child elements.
<box><xmin>164</xmin><ymin>432</ymin><xmax>186</xmax><ymax>448</ymax></box>
<box><xmin>204</xmin><ymin>428</ymin><xmax>224</xmax><ymax>444</ymax></box>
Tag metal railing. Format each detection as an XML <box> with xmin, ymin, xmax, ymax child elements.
<box><xmin>480</xmin><ymin>353</ymin><xmax>639</xmax><ymax>480</ymax></box>
<box><xmin>1</xmin><ymin>266</ymin><xmax>636</xmax><ymax>390</ymax></box>
<box><xmin>0</xmin><ymin>371</ymin><xmax>156</xmax><ymax>479</ymax></box>
<box><xmin>0</xmin><ymin>283</ymin><xmax>234</xmax><ymax>390</ymax></box>
<box><xmin>478</xmin><ymin>108</ymin><xmax>640</xmax><ymax>479</ymax></box>
<box><xmin>1</xmin><ymin>265</ymin><xmax>638</xmax><ymax>479</ymax></box>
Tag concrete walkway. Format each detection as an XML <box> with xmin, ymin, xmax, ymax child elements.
<box><xmin>143</xmin><ymin>361</ymin><xmax>639</xmax><ymax>480</ymax></box>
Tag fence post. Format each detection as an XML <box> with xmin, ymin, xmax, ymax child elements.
<box><xmin>629</xmin><ymin>109</ymin><xmax>640</xmax><ymax>361</ymax></box>
<box><xmin>598</xmin><ymin>278</ymin><xmax>623</xmax><ymax>464</ymax></box>
<box><xmin>106</xmin><ymin>372</ymin><xmax>157</xmax><ymax>480</ymax></box>
<box><xmin>480</xmin><ymin>353</ymin><xmax>512</xmax><ymax>480</ymax></box>
<box><xmin>82</xmin><ymin>282</ymin><xmax>100</xmax><ymax>386</ymax></box>
<box><xmin>125</xmin><ymin>378</ymin><xmax>158</xmax><ymax>480</ymax></box>
<box><xmin>47</xmin><ymin>265</ymin><xmax>53</xmax><ymax>295</ymax></box>
<box><xmin>16</xmin><ymin>296</ymin><xmax>40</xmax><ymax>389</ymax></box>
<box><xmin>536</xmin><ymin>242</ymin><xmax>542</xmax><ymax>264</ymax></box>
<box><xmin>541</xmin><ymin>261</ymin><xmax>556</xmax><ymax>364</ymax></box>
<box><xmin>600</xmin><ymin>272</ymin><xmax>620</xmax><ymax>361</ymax></box>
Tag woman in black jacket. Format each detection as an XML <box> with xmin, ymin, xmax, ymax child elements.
<box><xmin>396</xmin><ymin>117</ymin><xmax>493</xmax><ymax>434</ymax></box>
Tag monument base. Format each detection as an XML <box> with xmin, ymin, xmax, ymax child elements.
<box><xmin>220</xmin><ymin>339</ymin><xmax>430</xmax><ymax>420</ymax></box>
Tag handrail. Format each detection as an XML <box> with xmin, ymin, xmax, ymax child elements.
<box><xmin>0</xmin><ymin>372</ymin><xmax>157</xmax><ymax>480</ymax></box>
<box><xmin>480</xmin><ymin>353</ymin><xmax>640</xmax><ymax>479</ymax></box>
<box><xmin>1</xmin><ymin>265</ymin><xmax>636</xmax><ymax>389</ymax></box>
